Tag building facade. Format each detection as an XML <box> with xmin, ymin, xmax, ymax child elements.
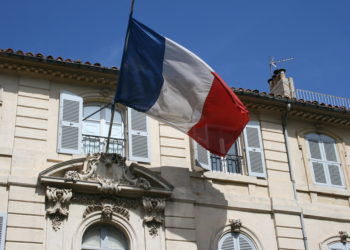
<box><xmin>1</xmin><ymin>49</ymin><xmax>350</xmax><ymax>250</ymax></box>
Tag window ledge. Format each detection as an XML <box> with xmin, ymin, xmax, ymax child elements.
<box><xmin>297</xmin><ymin>184</ymin><xmax>350</xmax><ymax>197</ymax></box>
<box><xmin>190</xmin><ymin>171</ymin><xmax>268</xmax><ymax>186</ymax></box>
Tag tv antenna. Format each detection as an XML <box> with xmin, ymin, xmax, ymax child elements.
<box><xmin>269</xmin><ymin>56</ymin><xmax>295</xmax><ymax>74</ymax></box>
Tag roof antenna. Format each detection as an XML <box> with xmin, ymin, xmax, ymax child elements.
<box><xmin>269</xmin><ymin>56</ymin><xmax>295</xmax><ymax>74</ymax></box>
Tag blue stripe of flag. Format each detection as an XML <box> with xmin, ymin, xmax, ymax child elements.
<box><xmin>115</xmin><ymin>18</ymin><xmax>165</xmax><ymax>112</ymax></box>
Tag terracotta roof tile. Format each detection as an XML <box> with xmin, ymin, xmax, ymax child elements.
<box><xmin>0</xmin><ymin>48</ymin><xmax>118</xmax><ymax>71</ymax></box>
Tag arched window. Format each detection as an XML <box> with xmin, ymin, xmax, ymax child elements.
<box><xmin>218</xmin><ymin>232</ymin><xmax>257</xmax><ymax>250</ymax></box>
<box><xmin>305</xmin><ymin>133</ymin><xmax>344</xmax><ymax>187</ymax></box>
<box><xmin>82</xmin><ymin>104</ymin><xmax>125</xmax><ymax>155</ymax></box>
<box><xmin>82</xmin><ymin>224</ymin><xmax>128</xmax><ymax>250</ymax></box>
<box><xmin>328</xmin><ymin>241</ymin><xmax>350</xmax><ymax>250</ymax></box>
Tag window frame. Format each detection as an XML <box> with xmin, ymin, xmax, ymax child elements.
<box><xmin>81</xmin><ymin>223</ymin><xmax>129</xmax><ymax>250</ymax></box>
<box><xmin>328</xmin><ymin>241</ymin><xmax>350</xmax><ymax>250</ymax></box>
<box><xmin>83</xmin><ymin>103</ymin><xmax>125</xmax><ymax>140</ymax></box>
<box><xmin>305</xmin><ymin>133</ymin><xmax>345</xmax><ymax>188</ymax></box>
<box><xmin>193</xmin><ymin>120</ymin><xmax>267</xmax><ymax>179</ymax></box>
<box><xmin>218</xmin><ymin>232</ymin><xmax>258</xmax><ymax>250</ymax></box>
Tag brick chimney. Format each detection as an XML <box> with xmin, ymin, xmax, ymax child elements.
<box><xmin>268</xmin><ymin>69</ymin><xmax>295</xmax><ymax>98</ymax></box>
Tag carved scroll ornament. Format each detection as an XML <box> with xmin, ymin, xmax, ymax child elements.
<box><xmin>64</xmin><ymin>153</ymin><xmax>151</xmax><ymax>193</ymax></box>
<box><xmin>142</xmin><ymin>197</ymin><xmax>166</xmax><ymax>237</ymax></box>
<box><xmin>46</xmin><ymin>187</ymin><xmax>72</xmax><ymax>231</ymax></box>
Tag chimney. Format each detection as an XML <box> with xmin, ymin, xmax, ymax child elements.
<box><xmin>268</xmin><ymin>69</ymin><xmax>295</xmax><ymax>98</ymax></box>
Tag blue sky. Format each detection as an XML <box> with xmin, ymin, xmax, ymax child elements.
<box><xmin>1</xmin><ymin>0</ymin><xmax>350</xmax><ymax>96</ymax></box>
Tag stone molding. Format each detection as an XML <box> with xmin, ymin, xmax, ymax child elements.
<box><xmin>46</xmin><ymin>186</ymin><xmax>72</xmax><ymax>231</ymax></box>
<box><xmin>40</xmin><ymin>153</ymin><xmax>173</xmax><ymax>233</ymax></box>
<box><xmin>229</xmin><ymin>219</ymin><xmax>242</xmax><ymax>233</ymax></box>
<box><xmin>142</xmin><ymin>197</ymin><xmax>166</xmax><ymax>237</ymax></box>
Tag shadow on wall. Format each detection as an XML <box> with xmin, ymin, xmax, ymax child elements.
<box><xmin>160</xmin><ymin>166</ymin><xmax>228</xmax><ymax>250</ymax></box>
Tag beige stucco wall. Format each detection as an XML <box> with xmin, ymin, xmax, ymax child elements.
<box><xmin>1</xmin><ymin>65</ymin><xmax>350</xmax><ymax>250</ymax></box>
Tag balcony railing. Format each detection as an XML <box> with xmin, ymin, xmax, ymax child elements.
<box><xmin>296</xmin><ymin>89</ymin><xmax>350</xmax><ymax>109</ymax></box>
<box><xmin>82</xmin><ymin>134</ymin><xmax>125</xmax><ymax>155</ymax></box>
<box><xmin>210</xmin><ymin>154</ymin><xmax>243</xmax><ymax>174</ymax></box>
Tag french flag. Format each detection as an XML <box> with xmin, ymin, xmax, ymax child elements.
<box><xmin>115</xmin><ymin>18</ymin><xmax>249</xmax><ymax>156</ymax></box>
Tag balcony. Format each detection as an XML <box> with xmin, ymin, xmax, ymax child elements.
<box><xmin>296</xmin><ymin>89</ymin><xmax>350</xmax><ymax>109</ymax></box>
<box><xmin>82</xmin><ymin>134</ymin><xmax>125</xmax><ymax>155</ymax></box>
<box><xmin>210</xmin><ymin>154</ymin><xmax>243</xmax><ymax>174</ymax></box>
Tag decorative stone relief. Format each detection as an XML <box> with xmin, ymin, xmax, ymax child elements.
<box><xmin>339</xmin><ymin>231</ymin><xmax>349</xmax><ymax>243</ymax></box>
<box><xmin>229</xmin><ymin>219</ymin><xmax>242</xmax><ymax>233</ymax></box>
<box><xmin>72</xmin><ymin>193</ymin><xmax>140</xmax><ymax>221</ymax></box>
<box><xmin>63</xmin><ymin>153</ymin><xmax>151</xmax><ymax>193</ymax></box>
<box><xmin>142</xmin><ymin>197</ymin><xmax>166</xmax><ymax>237</ymax></box>
<box><xmin>46</xmin><ymin>187</ymin><xmax>72</xmax><ymax>231</ymax></box>
<box><xmin>83</xmin><ymin>199</ymin><xmax>130</xmax><ymax>220</ymax></box>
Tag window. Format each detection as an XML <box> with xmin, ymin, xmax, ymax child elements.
<box><xmin>195</xmin><ymin>121</ymin><xmax>266</xmax><ymax>178</ymax></box>
<box><xmin>83</xmin><ymin>104</ymin><xmax>125</xmax><ymax>155</ymax></box>
<box><xmin>218</xmin><ymin>232</ymin><xmax>257</xmax><ymax>250</ymax></box>
<box><xmin>328</xmin><ymin>242</ymin><xmax>350</xmax><ymax>250</ymax></box>
<box><xmin>57</xmin><ymin>91</ymin><xmax>151</xmax><ymax>162</ymax></box>
<box><xmin>305</xmin><ymin>133</ymin><xmax>344</xmax><ymax>187</ymax></box>
<box><xmin>82</xmin><ymin>224</ymin><xmax>128</xmax><ymax>250</ymax></box>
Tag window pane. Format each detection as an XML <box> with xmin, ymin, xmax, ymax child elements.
<box><xmin>83</xmin><ymin>121</ymin><xmax>100</xmax><ymax>136</ymax></box>
<box><xmin>107</xmin><ymin>226</ymin><xmax>128</xmax><ymax>249</ymax></box>
<box><xmin>312</xmin><ymin>162</ymin><xmax>327</xmax><ymax>184</ymax></box>
<box><xmin>328</xmin><ymin>164</ymin><xmax>342</xmax><ymax>186</ymax></box>
<box><xmin>82</xmin><ymin>226</ymin><xmax>101</xmax><ymax>248</ymax></box>
<box><xmin>105</xmin><ymin>110</ymin><xmax>123</xmax><ymax>123</ymax></box>
<box><xmin>84</xmin><ymin>105</ymin><xmax>101</xmax><ymax>120</ymax></box>
<box><xmin>323</xmin><ymin>141</ymin><xmax>338</xmax><ymax>162</ymax></box>
<box><xmin>308</xmin><ymin>140</ymin><xmax>322</xmax><ymax>160</ymax></box>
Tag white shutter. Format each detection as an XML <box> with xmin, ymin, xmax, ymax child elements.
<box><xmin>218</xmin><ymin>233</ymin><xmax>235</xmax><ymax>250</ymax></box>
<box><xmin>0</xmin><ymin>213</ymin><xmax>7</xmax><ymax>250</ymax></box>
<box><xmin>194</xmin><ymin>142</ymin><xmax>211</xmax><ymax>171</ymax></box>
<box><xmin>128</xmin><ymin>108</ymin><xmax>150</xmax><ymax>162</ymax></box>
<box><xmin>306</xmin><ymin>134</ymin><xmax>344</xmax><ymax>187</ymax></box>
<box><xmin>239</xmin><ymin>234</ymin><xmax>255</xmax><ymax>250</ymax></box>
<box><xmin>244</xmin><ymin>121</ymin><xmax>266</xmax><ymax>178</ymax></box>
<box><xmin>57</xmin><ymin>91</ymin><xmax>83</xmax><ymax>154</ymax></box>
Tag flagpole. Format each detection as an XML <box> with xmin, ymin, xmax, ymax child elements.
<box><xmin>105</xmin><ymin>0</ymin><xmax>135</xmax><ymax>153</ymax></box>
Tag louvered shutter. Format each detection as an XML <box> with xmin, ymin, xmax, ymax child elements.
<box><xmin>194</xmin><ymin>142</ymin><xmax>211</xmax><ymax>171</ymax></box>
<box><xmin>328</xmin><ymin>242</ymin><xmax>346</xmax><ymax>250</ymax></box>
<box><xmin>57</xmin><ymin>91</ymin><xmax>83</xmax><ymax>154</ymax></box>
<box><xmin>244</xmin><ymin>121</ymin><xmax>266</xmax><ymax>178</ymax></box>
<box><xmin>218</xmin><ymin>233</ymin><xmax>235</xmax><ymax>250</ymax></box>
<box><xmin>321</xmin><ymin>135</ymin><xmax>343</xmax><ymax>187</ymax></box>
<box><xmin>128</xmin><ymin>108</ymin><xmax>150</xmax><ymax>162</ymax></box>
<box><xmin>306</xmin><ymin>134</ymin><xmax>327</xmax><ymax>185</ymax></box>
<box><xmin>0</xmin><ymin>213</ymin><xmax>7</xmax><ymax>250</ymax></box>
<box><xmin>238</xmin><ymin>234</ymin><xmax>255</xmax><ymax>250</ymax></box>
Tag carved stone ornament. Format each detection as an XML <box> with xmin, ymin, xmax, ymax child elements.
<box><xmin>229</xmin><ymin>219</ymin><xmax>242</xmax><ymax>233</ymax></box>
<box><xmin>142</xmin><ymin>197</ymin><xmax>166</xmax><ymax>237</ymax></box>
<box><xmin>339</xmin><ymin>231</ymin><xmax>349</xmax><ymax>243</ymax></box>
<box><xmin>46</xmin><ymin>187</ymin><xmax>72</xmax><ymax>231</ymax></box>
<box><xmin>63</xmin><ymin>153</ymin><xmax>151</xmax><ymax>193</ymax></box>
<box><xmin>83</xmin><ymin>198</ymin><xmax>130</xmax><ymax>220</ymax></box>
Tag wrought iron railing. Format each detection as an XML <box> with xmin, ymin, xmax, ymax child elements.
<box><xmin>210</xmin><ymin>154</ymin><xmax>243</xmax><ymax>174</ymax></box>
<box><xmin>82</xmin><ymin>134</ymin><xmax>125</xmax><ymax>155</ymax></box>
<box><xmin>296</xmin><ymin>89</ymin><xmax>350</xmax><ymax>109</ymax></box>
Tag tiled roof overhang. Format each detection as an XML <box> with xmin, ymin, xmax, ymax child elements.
<box><xmin>0</xmin><ymin>48</ymin><xmax>119</xmax><ymax>87</ymax></box>
<box><xmin>234</xmin><ymin>88</ymin><xmax>350</xmax><ymax>127</ymax></box>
